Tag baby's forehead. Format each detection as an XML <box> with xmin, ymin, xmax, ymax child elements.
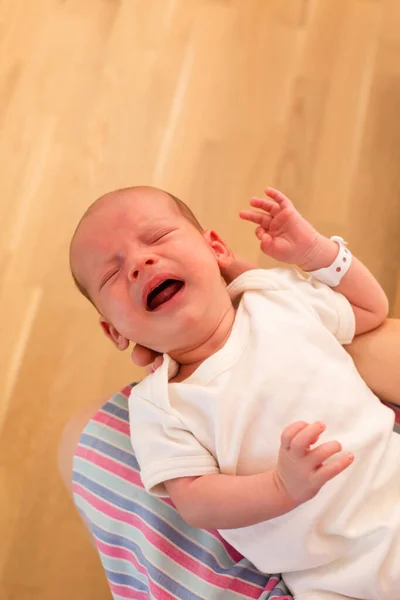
<box><xmin>101</xmin><ymin>192</ymin><xmax>180</xmax><ymax>223</ymax></box>
<box><xmin>77</xmin><ymin>199</ymin><xmax>184</xmax><ymax>252</ymax></box>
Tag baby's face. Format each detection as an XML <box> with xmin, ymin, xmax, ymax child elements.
<box><xmin>70</xmin><ymin>190</ymin><xmax>231</xmax><ymax>353</ymax></box>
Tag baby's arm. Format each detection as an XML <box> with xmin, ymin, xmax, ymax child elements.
<box><xmin>300</xmin><ymin>239</ymin><xmax>388</xmax><ymax>335</ymax></box>
<box><xmin>165</xmin><ymin>421</ymin><xmax>353</xmax><ymax>529</ymax></box>
<box><xmin>166</xmin><ymin>470</ymin><xmax>288</xmax><ymax>529</ymax></box>
<box><xmin>240</xmin><ymin>188</ymin><xmax>389</xmax><ymax>335</ymax></box>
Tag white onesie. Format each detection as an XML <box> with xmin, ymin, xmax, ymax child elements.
<box><xmin>129</xmin><ymin>268</ymin><xmax>400</xmax><ymax>600</ymax></box>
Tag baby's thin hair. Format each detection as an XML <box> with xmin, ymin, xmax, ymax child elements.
<box><xmin>72</xmin><ymin>272</ymin><xmax>93</xmax><ymax>305</ymax></box>
<box><xmin>70</xmin><ymin>190</ymin><xmax>203</xmax><ymax>305</ymax></box>
<box><xmin>169</xmin><ymin>192</ymin><xmax>204</xmax><ymax>233</ymax></box>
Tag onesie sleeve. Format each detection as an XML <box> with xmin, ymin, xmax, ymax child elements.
<box><xmin>129</xmin><ymin>390</ymin><xmax>219</xmax><ymax>497</ymax></box>
<box><xmin>228</xmin><ymin>268</ymin><xmax>355</xmax><ymax>344</ymax></box>
<box><xmin>291</xmin><ymin>271</ymin><xmax>356</xmax><ymax>344</ymax></box>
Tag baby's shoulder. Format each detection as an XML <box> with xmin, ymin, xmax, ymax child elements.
<box><xmin>129</xmin><ymin>357</ymin><xmax>174</xmax><ymax>410</ymax></box>
<box><xmin>228</xmin><ymin>267</ymin><xmax>302</xmax><ymax>299</ymax></box>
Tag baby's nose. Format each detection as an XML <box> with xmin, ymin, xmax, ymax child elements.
<box><xmin>129</xmin><ymin>257</ymin><xmax>155</xmax><ymax>280</ymax></box>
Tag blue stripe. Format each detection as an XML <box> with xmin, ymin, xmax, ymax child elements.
<box><xmin>105</xmin><ymin>567</ymin><xmax>149</xmax><ymax>593</ymax></box>
<box><xmin>102</xmin><ymin>402</ymin><xmax>130</xmax><ymax>421</ymax></box>
<box><xmin>268</xmin><ymin>590</ymin><xmax>291</xmax><ymax>598</ymax></box>
<box><xmin>73</xmin><ymin>471</ymin><xmax>269</xmax><ymax>587</ymax></box>
<box><xmin>79</xmin><ymin>433</ymin><xmax>140</xmax><ymax>470</ymax></box>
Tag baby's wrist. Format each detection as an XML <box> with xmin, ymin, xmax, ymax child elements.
<box><xmin>271</xmin><ymin>469</ymin><xmax>299</xmax><ymax>512</ymax></box>
<box><xmin>298</xmin><ymin>234</ymin><xmax>339</xmax><ymax>272</ymax></box>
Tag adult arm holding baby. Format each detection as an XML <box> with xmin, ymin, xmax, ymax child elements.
<box><xmin>163</xmin><ymin>188</ymin><xmax>389</xmax><ymax>530</ymax></box>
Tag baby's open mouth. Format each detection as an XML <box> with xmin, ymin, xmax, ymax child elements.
<box><xmin>146</xmin><ymin>279</ymin><xmax>184</xmax><ymax>311</ymax></box>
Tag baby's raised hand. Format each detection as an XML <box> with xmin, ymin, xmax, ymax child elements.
<box><xmin>274</xmin><ymin>421</ymin><xmax>354</xmax><ymax>507</ymax></box>
<box><xmin>240</xmin><ymin>188</ymin><xmax>320</xmax><ymax>266</ymax></box>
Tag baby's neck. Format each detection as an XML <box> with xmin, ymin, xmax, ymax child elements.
<box><xmin>168</xmin><ymin>304</ymin><xmax>237</xmax><ymax>383</ymax></box>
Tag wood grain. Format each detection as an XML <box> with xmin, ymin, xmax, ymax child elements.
<box><xmin>0</xmin><ymin>1</ymin><xmax>399</xmax><ymax>598</ymax></box>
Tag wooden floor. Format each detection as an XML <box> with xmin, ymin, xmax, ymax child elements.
<box><xmin>1</xmin><ymin>0</ymin><xmax>400</xmax><ymax>598</ymax></box>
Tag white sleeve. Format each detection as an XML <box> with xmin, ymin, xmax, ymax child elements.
<box><xmin>229</xmin><ymin>268</ymin><xmax>356</xmax><ymax>344</ymax></box>
<box><xmin>292</xmin><ymin>271</ymin><xmax>356</xmax><ymax>344</ymax></box>
<box><xmin>129</xmin><ymin>392</ymin><xmax>219</xmax><ymax>497</ymax></box>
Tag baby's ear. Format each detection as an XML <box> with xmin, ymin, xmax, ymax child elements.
<box><xmin>203</xmin><ymin>229</ymin><xmax>234</xmax><ymax>269</ymax></box>
<box><xmin>99</xmin><ymin>318</ymin><xmax>129</xmax><ymax>351</ymax></box>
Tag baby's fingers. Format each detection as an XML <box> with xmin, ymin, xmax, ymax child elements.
<box><xmin>280</xmin><ymin>421</ymin><xmax>309</xmax><ymax>449</ymax></box>
<box><xmin>255</xmin><ymin>225</ymin><xmax>265</xmax><ymax>240</ymax></box>
<box><xmin>290</xmin><ymin>422</ymin><xmax>326</xmax><ymax>457</ymax></box>
<box><xmin>313</xmin><ymin>452</ymin><xmax>354</xmax><ymax>488</ymax></box>
<box><xmin>308</xmin><ymin>440</ymin><xmax>343</xmax><ymax>468</ymax></box>
<box><xmin>265</xmin><ymin>188</ymin><xmax>293</xmax><ymax>209</ymax></box>
<box><xmin>239</xmin><ymin>209</ymin><xmax>272</xmax><ymax>229</ymax></box>
<box><xmin>249</xmin><ymin>196</ymin><xmax>280</xmax><ymax>217</ymax></box>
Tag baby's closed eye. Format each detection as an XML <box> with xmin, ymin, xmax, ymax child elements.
<box><xmin>100</xmin><ymin>269</ymin><xmax>119</xmax><ymax>288</ymax></box>
<box><xmin>149</xmin><ymin>229</ymin><xmax>176</xmax><ymax>244</ymax></box>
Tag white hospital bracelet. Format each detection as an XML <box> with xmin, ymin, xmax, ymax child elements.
<box><xmin>307</xmin><ymin>236</ymin><xmax>352</xmax><ymax>287</ymax></box>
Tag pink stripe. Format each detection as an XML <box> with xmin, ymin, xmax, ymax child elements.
<box><xmin>93</xmin><ymin>411</ymin><xmax>130</xmax><ymax>435</ymax></box>
<box><xmin>109</xmin><ymin>582</ymin><xmax>149</xmax><ymax>600</ymax></box>
<box><xmin>214</xmin><ymin>534</ymin><xmax>244</xmax><ymax>562</ymax></box>
<box><xmin>73</xmin><ymin>483</ymin><xmax>264</xmax><ymax>598</ymax></box>
<box><xmin>264</xmin><ymin>575</ymin><xmax>283</xmax><ymax>592</ymax></box>
<box><xmin>75</xmin><ymin>445</ymin><xmax>142</xmax><ymax>485</ymax></box>
<box><xmin>120</xmin><ymin>386</ymin><xmax>133</xmax><ymax>398</ymax></box>
<box><xmin>97</xmin><ymin>539</ymin><xmax>181</xmax><ymax>600</ymax></box>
